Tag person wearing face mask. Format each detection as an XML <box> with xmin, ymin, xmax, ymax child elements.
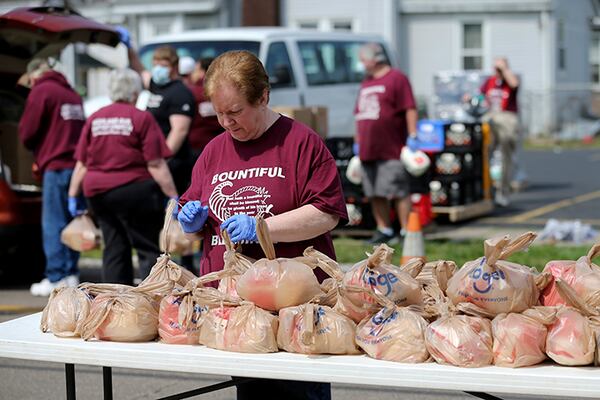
<box><xmin>176</xmin><ymin>50</ymin><xmax>348</xmax><ymax>400</ymax></box>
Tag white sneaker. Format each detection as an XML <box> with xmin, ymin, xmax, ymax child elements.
<box><xmin>30</xmin><ymin>278</ymin><xmax>65</xmax><ymax>297</ymax></box>
<box><xmin>64</xmin><ymin>275</ymin><xmax>80</xmax><ymax>288</ymax></box>
<box><xmin>494</xmin><ymin>193</ymin><xmax>511</xmax><ymax>207</ymax></box>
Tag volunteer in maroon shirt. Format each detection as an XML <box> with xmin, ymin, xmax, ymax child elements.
<box><xmin>18</xmin><ymin>59</ymin><xmax>85</xmax><ymax>297</ymax></box>
<box><xmin>479</xmin><ymin>57</ymin><xmax>520</xmax><ymax>207</ymax></box>
<box><xmin>185</xmin><ymin>57</ymin><xmax>224</xmax><ymax>158</ymax></box>
<box><xmin>354</xmin><ymin>42</ymin><xmax>418</xmax><ymax>245</ymax></box>
<box><xmin>68</xmin><ymin>68</ymin><xmax>177</xmax><ymax>285</ymax></box>
<box><xmin>177</xmin><ymin>50</ymin><xmax>347</xmax><ymax>400</ymax></box>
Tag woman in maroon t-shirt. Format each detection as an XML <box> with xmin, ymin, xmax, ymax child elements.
<box><xmin>68</xmin><ymin>68</ymin><xmax>178</xmax><ymax>285</ymax></box>
<box><xmin>177</xmin><ymin>50</ymin><xmax>347</xmax><ymax>400</ymax></box>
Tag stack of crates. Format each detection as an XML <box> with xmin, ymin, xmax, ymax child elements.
<box><xmin>417</xmin><ymin>120</ymin><xmax>486</xmax><ymax>208</ymax></box>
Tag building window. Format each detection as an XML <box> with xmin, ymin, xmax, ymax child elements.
<box><xmin>462</xmin><ymin>23</ymin><xmax>483</xmax><ymax>70</ymax></box>
<box><xmin>557</xmin><ymin>19</ymin><xmax>566</xmax><ymax>70</ymax></box>
<box><xmin>591</xmin><ymin>30</ymin><xmax>600</xmax><ymax>84</ymax></box>
<box><xmin>298</xmin><ymin>21</ymin><xmax>318</xmax><ymax>29</ymax></box>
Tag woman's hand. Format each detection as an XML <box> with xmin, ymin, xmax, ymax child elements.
<box><xmin>178</xmin><ymin>201</ymin><xmax>209</xmax><ymax>233</ymax></box>
<box><xmin>221</xmin><ymin>214</ymin><xmax>258</xmax><ymax>243</ymax></box>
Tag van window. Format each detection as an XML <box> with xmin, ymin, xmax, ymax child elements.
<box><xmin>265</xmin><ymin>42</ymin><xmax>295</xmax><ymax>88</ymax></box>
<box><xmin>139</xmin><ymin>41</ymin><xmax>261</xmax><ymax>70</ymax></box>
<box><xmin>297</xmin><ymin>41</ymin><xmax>375</xmax><ymax>85</ymax></box>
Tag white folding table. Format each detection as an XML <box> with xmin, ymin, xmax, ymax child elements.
<box><xmin>0</xmin><ymin>313</ymin><xmax>598</xmax><ymax>400</ymax></box>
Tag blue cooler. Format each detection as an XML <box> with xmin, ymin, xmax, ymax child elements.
<box><xmin>417</xmin><ymin>119</ymin><xmax>446</xmax><ymax>153</ymax></box>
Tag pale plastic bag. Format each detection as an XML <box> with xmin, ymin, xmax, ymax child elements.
<box><xmin>446</xmin><ymin>232</ymin><xmax>549</xmax><ymax>316</ymax></box>
<box><xmin>414</xmin><ymin>260</ymin><xmax>457</xmax><ymax>292</ymax></box>
<box><xmin>40</xmin><ymin>287</ymin><xmax>92</xmax><ymax>337</ymax></box>
<box><xmin>492</xmin><ymin>306</ymin><xmax>557</xmax><ymax>367</ymax></box>
<box><xmin>355</xmin><ymin>291</ymin><xmax>429</xmax><ymax>363</ymax></box>
<box><xmin>79</xmin><ymin>280</ymin><xmax>171</xmax><ymax>342</ymax></box>
<box><xmin>235</xmin><ymin>217</ymin><xmax>322</xmax><ymax>311</ymax></box>
<box><xmin>541</xmin><ymin>244</ymin><xmax>600</xmax><ymax>307</ymax></box>
<box><xmin>278</xmin><ymin>301</ymin><xmax>360</xmax><ymax>355</ymax></box>
<box><xmin>424</xmin><ymin>286</ymin><xmax>494</xmax><ymax>368</ymax></box>
<box><xmin>544</xmin><ymin>279</ymin><xmax>597</xmax><ymax>366</ymax></box>
<box><xmin>340</xmin><ymin>244</ymin><xmax>423</xmax><ymax>322</ymax></box>
<box><xmin>60</xmin><ymin>214</ymin><xmax>101</xmax><ymax>252</ymax></box>
<box><xmin>159</xmin><ymin>214</ymin><xmax>195</xmax><ymax>255</ymax></box>
<box><xmin>218</xmin><ymin>230</ymin><xmax>254</xmax><ymax>298</ymax></box>
<box><xmin>158</xmin><ymin>270</ymin><xmax>235</xmax><ymax>344</ymax></box>
<box><xmin>196</xmin><ymin>287</ymin><xmax>279</xmax><ymax>353</ymax></box>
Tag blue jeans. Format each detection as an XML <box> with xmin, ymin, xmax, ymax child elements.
<box><xmin>42</xmin><ymin>169</ymin><xmax>79</xmax><ymax>282</ymax></box>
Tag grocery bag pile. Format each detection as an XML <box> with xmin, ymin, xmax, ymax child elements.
<box><xmin>40</xmin><ymin>210</ymin><xmax>600</xmax><ymax>369</ymax></box>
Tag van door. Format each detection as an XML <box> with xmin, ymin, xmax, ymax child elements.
<box><xmin>262</xmin><ymin>41</ymin><xmax>301</xmax><ymax>107</ymax></box>
<box><xmin>294</xmin><ymin>40</ymin><xmax>369</xmax><ymax>138</ymax></box>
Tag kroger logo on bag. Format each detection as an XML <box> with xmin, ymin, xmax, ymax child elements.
<box><xmin>469</xmin><ymin>257</ymin><xmax>506</xmax><ymax>294</ymax></box>
<box><xmin>362</xmin><ymin>268</ymin><xmax>399</xmax><ymax>296</ymax></box>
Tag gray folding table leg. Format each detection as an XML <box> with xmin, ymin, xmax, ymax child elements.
<box><xmin>65</xmin><ymin>363</ymin><xmax>76</xmax><ymax>400</ymax></box>
<box><xmin>465</xmin><ymin>392</ymin><xmax>504</xmax><ymax>400</ymax></box>
<box><xmin>103</xmin><ymin>366</ymin><xmax>113</xmax><ymax>400</ymax></box>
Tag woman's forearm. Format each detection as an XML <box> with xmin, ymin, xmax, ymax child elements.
<box><xmin>147</xmin><ymin>159</ymin><xmax>178</xmax><ymax>198</ymax></box>
<box><xmin>68</xmin><ymin>161</ymin><xmax>87</xmax><ymax>197</ymax></box>
<box><xmin>265</xmin><ymin>205</ymin><xmax>339</xmax><ymax>243</ymax></box>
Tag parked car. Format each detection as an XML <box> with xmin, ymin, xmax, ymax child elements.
<box><xmin>0</xmin><ymin>6</ymin><xmax>119</xmax><ymax>283</ymax></box>
<box><xmin>138</xmin><ymin>27</ymin><xmax>397</xmax><ymax>139</ymax></box>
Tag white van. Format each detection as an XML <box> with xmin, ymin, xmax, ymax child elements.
<box><xmin>138</xmin><ymin>27</ymin><xmax>396</xmax><ymax>138</ymax></box>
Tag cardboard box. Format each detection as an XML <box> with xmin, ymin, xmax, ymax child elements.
<box><xmin>0</xmin><ymin>122</ymin><xmax>37</xmax><ymax>185</ymax></box>
<box><xmin>272</xmin><ymin>105</ymin><xmax>329</xmax><ymax>140</ymax></box>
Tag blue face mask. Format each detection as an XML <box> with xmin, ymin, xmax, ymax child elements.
<box><xmin>151</xmin><ymin>65</ymin><xmax>171</xmax><ymax>85</ymax></box>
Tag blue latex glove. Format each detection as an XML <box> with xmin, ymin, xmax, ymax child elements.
<box><xmin>352</xmin><ymin>143</ymin><xmax>359</xmax><ymax>156</ymax></box>
<box><xmin>68</xmin><ymin>196</ymin><xmax>86</xmax><ymax>218</ymax></box>
<box><xmin>177</xmin><ymin>200</ymin><xmax>208</xmax><ymax>233</ymax></box>
<box><xmin>116</xmin><ymin>26</ymin><xmax>132</xmax><ymax>49</ymax></box>
<box><xmin>406</xmin><ymin>136</ymin><xmax>419</xmax><ymax>152</ymax></box>
<box><xmin>220</xmin><ymin>214</ymin><xmax>257</xmax><ymax>243</ymax></box>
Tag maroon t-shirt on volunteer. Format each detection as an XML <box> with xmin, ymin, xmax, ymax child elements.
<box><xmin>354</xmin><ymin>68</ymin><xmax>416</xmax><ymax>162</ymax></box>
<box><xmin>187</xmin><ymin>78</ymin><xmax>224</xmax><ymax>151</ymax></box>
<box><xmin>75</xmin><ymin>102</ymin><xmax>172</xmax><ymax>198</ymax></box>
<box><xmin>181</xmin><ymin>115</ymin><xmax>348</xmax><ymax>285</ymax></box>
<box><xmin>18</xmin><ymin>71</ymin><xmax>85</xmax><ymax>173</ymax></box>
<box><xmin>480</xmin><ymin>76</ymin><xmax>519</xmax><ymax>113</ymax></box>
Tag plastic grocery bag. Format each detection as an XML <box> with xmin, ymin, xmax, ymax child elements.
<box><xmin>196</xmin><ymin>287</ymin><xmax>279</xmax><ymax>353</ymax></box>
<box><xmin>278</xmin><ymin>301</ymin><xmax>360</xmax><ymax>355</ymax></box>
<box><xmin>414</xmin><ymin>260</ymin><xmax>457</xmax><ymax>293</ymax></box>
<box><xmin>218</xmin><ymin>230</ymin><xmax>254</xmax><ymax>297</ymax></box>
<box><xmin>340</xmin><ymin>244</ymin><xmax>423</xmax><ymax>322</ymax></box>
<box><xmin>544</xmin><ymin>279</ymin><xmax>597</xmax><ymax>366</ymax></box>
<box><xmin>541</xmin><ymin>243</ymin><xmax>600</xmax><ymax>307</ymax></box>
<box><xmin>159</xmin><ymin>215</ymin><xmax>195</xmax><ymax>255</ymax></box>
<box><xmin>60</xmin><ymin>214</ymin><xmax>101</xmax><ymax>252</ymax></box>
<box><xmin>492</xmin><ymin>306</ymin><xmax>557</xmax><ymax>367</ymax></box>
<box><xmin>79</xmin><ymin>280</ymin><xmax>172</xmax><ymax>342</ymax></box>
<box><xmin>235</xmin><ymin>217</ymin><xmax>322</xmax><ymax>311</ymax></box>
<box><xmin>424</xmin><ymin>286</ymin><xmax>494</xmax><ymax>368</ymax></box>
<box><xmin>355</xmin><ymin>291</ymin><xmax>429</xmax><ymax>363</ymax></box>
<box><xmin>40</xmin><ymin>287</ymin><xmax>92</xmax><ymax>337</ymax></box>
<box><xmin>446</xmin><ymin>232</ymin><xmax>549</xmax><ymax>316</ymax></box>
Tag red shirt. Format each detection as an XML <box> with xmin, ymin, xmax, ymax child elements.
<box><xmin>75</xmin><ymin>102</ymin><xmax>172</xmax><ymax>197</ymax></box>
<box><xmin>18</xmin><ymin>71</ymin><xmax>85</xmax><ymax>172</ymax></box>
<box><xmin>187</xmin><ymin>78</ymin><xmax>223</xmax><ymax>151</ymax></box>
<box><xmin>354</xmin><ymin>68</ymin><xmax>416</xmax><ymax>162</ymax></box>
<box><xmin>480</xmin><ymin>77</ymin><xmax>519</xmax><ymax>113</ymax></box>
<box><xmin>181</xmin><ymin>115</ymin><xmax>348</xmax><ymax>282</ymax></box>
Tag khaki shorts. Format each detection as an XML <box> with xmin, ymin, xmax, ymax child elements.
<box><xmin>361</xmin><ymin>159</ymin><xmax>409</xmax><ymax>199</ymax></box>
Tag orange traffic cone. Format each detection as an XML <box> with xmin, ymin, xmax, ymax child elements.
<box><xmin>401</xmin><ymin>211</ymin><xmax>426</xmax><ymax>265</ymax></box>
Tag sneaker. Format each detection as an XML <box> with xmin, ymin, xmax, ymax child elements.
<box><xmin>366</xmin><ymin>230</ymin><xmax>395</xmax><ymax>245</ymax></box>
<box><xmin>30</xmin><ymin>278</ymin><xmax>65</xmax><ymax>297</ymax></box>
<box><xmin>494</xmin><ymin>193</ymin><xmax>511</xmax><ymax>207</ymax></box>
<box><xmin>64</xmin><ymin>275</ymin><xmax>80</xmax><ymax>288</ymax></box>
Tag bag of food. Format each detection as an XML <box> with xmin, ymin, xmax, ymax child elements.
<box><xmin>196</xmin><ymin>287</ymin><xmax>279</xmax><ymax>353</ymax></box>
<box><xmin>235</xmin><ymin>217</ymin><xmax>322</xmax><ymax>311</ymax></box>
<box><xmin>446</xmin><ymin>232</ymin><xmax>549</xmax><ymax>316</ymax></box>
<box><xmin>340</xmin><ymin>244</ymin><xmax>423</xmax><ymax>322</ymax></box>
<box><xmin>492</xmin><ymin>306</ymin><xmax>557</xmax><ymax>367</ymax></box>
<box><xmin>545</xmin><ymin>279</ymin><xmax>597</xmax><ymax>366</ymax></box>
<box><xmin>40</xmin><ymin>287</ymin><xmax>92</xmax><ymax>337</ymax></box>
<box><xmin>218</xmin><ymin>230</ymin><xmax>254</xmax><ymax>297</ymax></box>
<box><xmin>159</xmin><ymin>215</ymin><xmax>195</xmax><ymax>255</ymax></box>
<box><xmin>60</xmin><ymin>214</ymin><xmax>101</xmax><ymax>252</ymax></box>
<box><xmin>541</xmin><ymin>244</ymin><xmax>600</xmax><ymax>307</ymax></box>
<box><xmin>278</xmin><ymin>300</ymin><xmax>359</xmax><ymax>355</ymax></box>
<box><xmin>414</xmin><ymin>260</ymin><xmax>457</xmax><ymax>292</ymax></box>
<box><xmin>424</xmin><ymin>286</ymin><xmax>494</xmax><ymax>367</ymax></box>
<box><xmin>355</xmin><ymin>291</ymin><xmax>429</xmax><ymax>363</ymax></box>
<box><xmin>158</xmin><ymin>270</ymin><xmax>236</xmax><ymax>344</ymax></box>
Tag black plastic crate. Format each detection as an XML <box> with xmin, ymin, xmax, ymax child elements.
<box><xmin>433</xmin><ymin>151</ymin><xmax>482</xmax><ymax>179</ymax></box>
<box><xmin>430</xmin><ymin>177</ymin><xmax>483</xmax><ymax>207</ymax></box>
<box><xmin>444</xmin><ymin>122</ymin><xmax>483</xmax><ymax>152</ymax></box>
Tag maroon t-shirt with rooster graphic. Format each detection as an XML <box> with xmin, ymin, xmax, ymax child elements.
<box><xmin>180</xmin><ymin>115</ymin><xmax>347</xmax><ymax>281</ymax></box>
